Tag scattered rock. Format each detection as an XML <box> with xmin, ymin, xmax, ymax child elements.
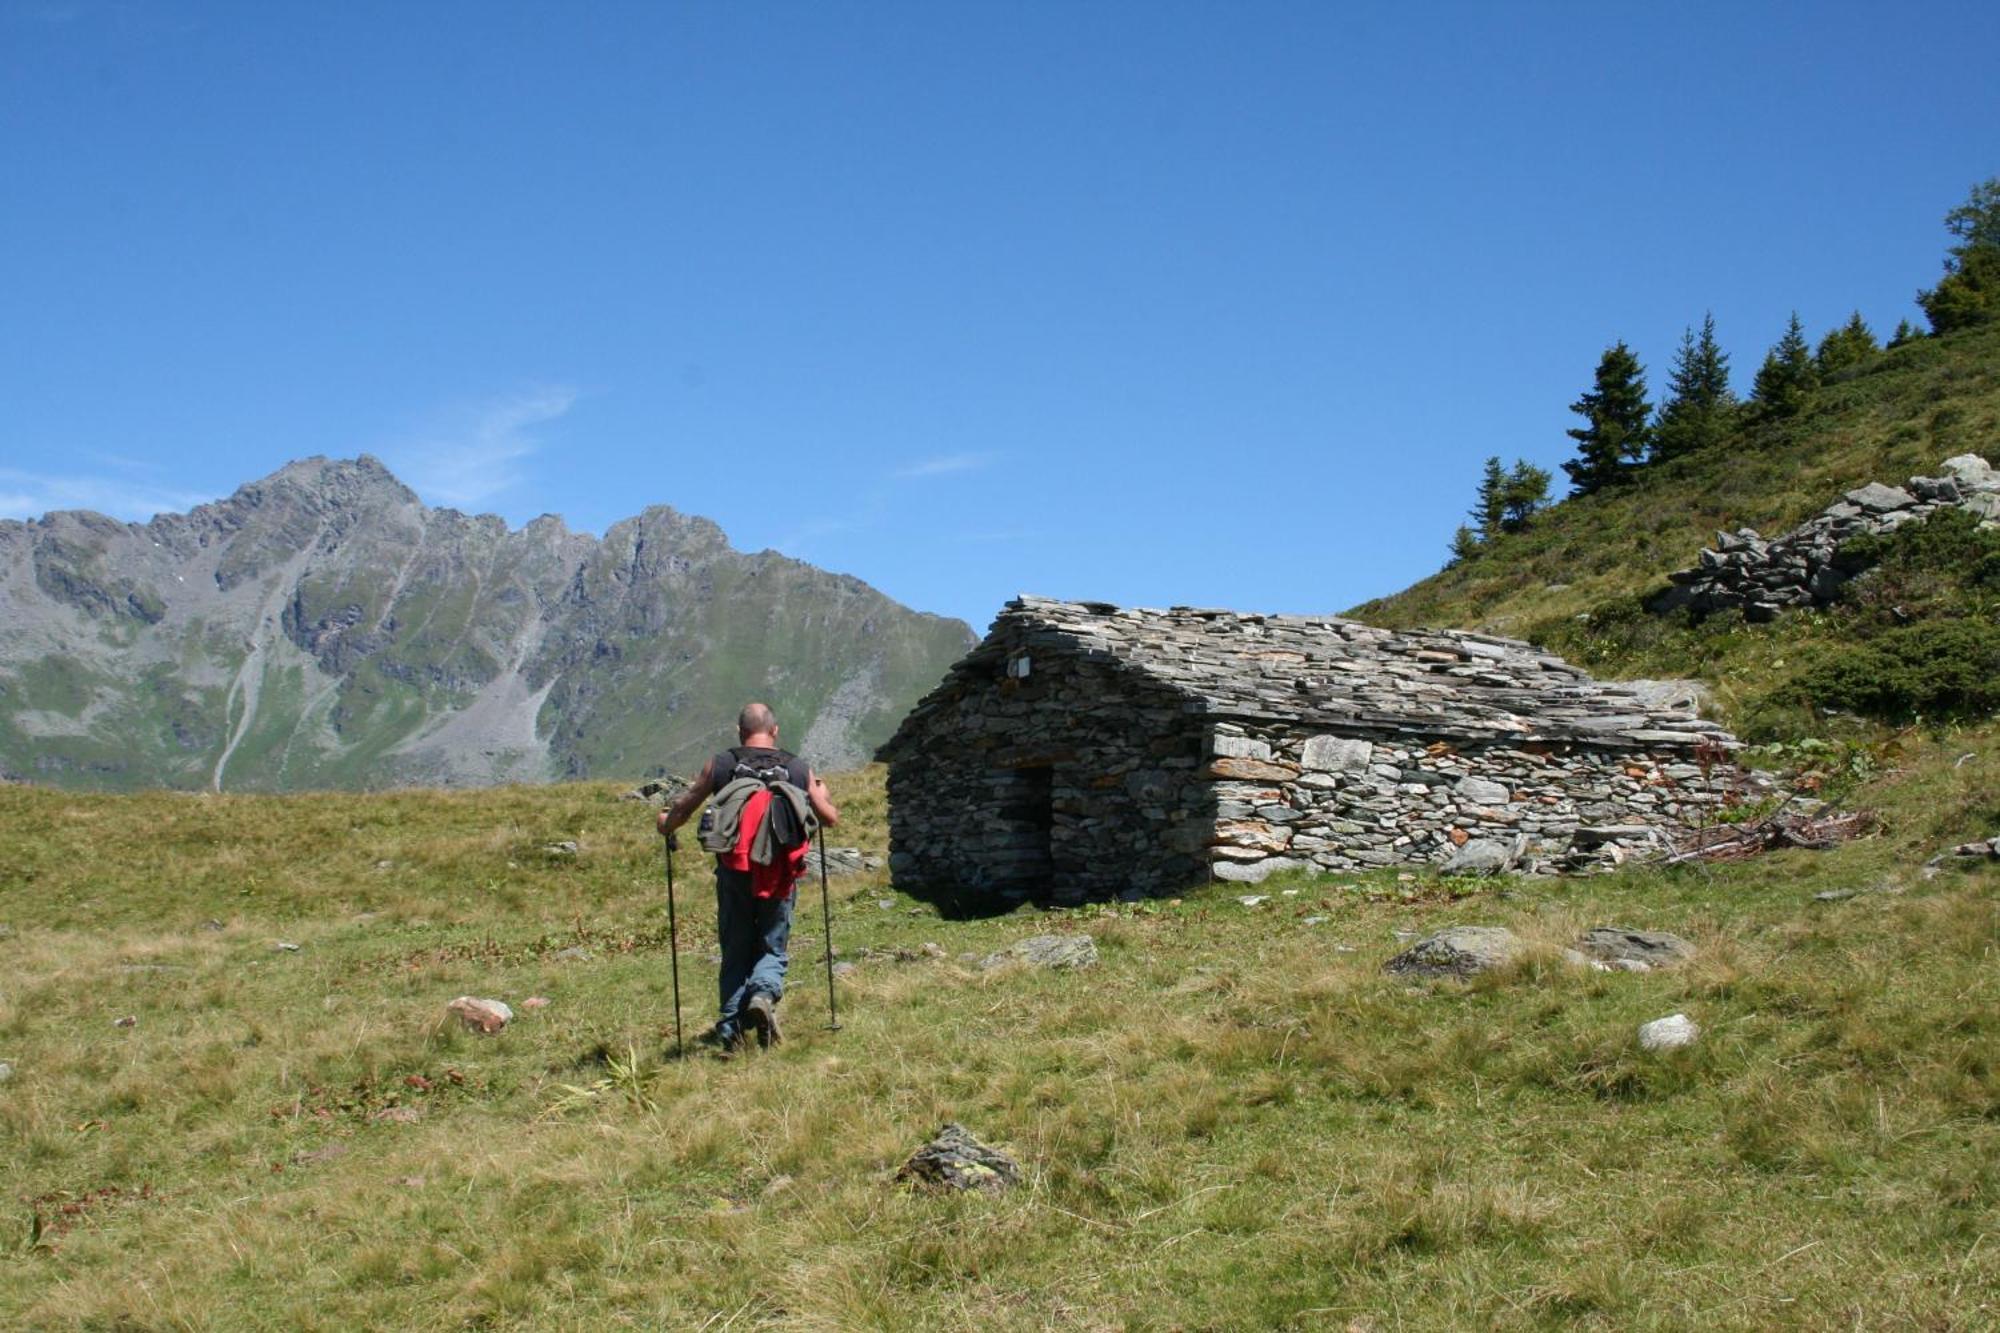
<box><xmin>551</xmin><ymin>946</ymin><xmax>593</xmax><ymax>963</ymax></box>
<box><xmin>1813</xmin><ymin>888</ymin><xmax>1859</xmax><ymax>903</ymax></box>
<box><xmin>1638</xmin><ymin>1013</ymin><xmax>1700</xmax><ymax>1051</ymax></box>
<box><xmin>761</xmin><ymin>1174</ymin><xmax>795</xmax><ymax>1198</ymax></box>
<box><xmin>1562</xmin><ymin>948</ymin><xmax>1614</xmax><ymax>973</ymax></box>
<box><xmin>1573</xmin><ymin>926</ymin><xmax>1696</xmax><ymax>969</ymax></box>
<box><xmin>446</xmin><ymin>996</ymin><xmax>512</xmax><ymax>1035</ymax></box>
<box><xmin>396</xmin><ymin>1175</ymin><xmax>426</xmax><ymax>1189</ymax></box>
<box><xmin>373</xmin><ymin>860</ymin><xmax>393</xmax><ymax>871</ymax></box>
<box><xmin>830</xmin><ymin>962</ymin><xmax>860</xmax><ymax>979</ymax></box>
<box><xmin>804</xmin><ymin>845</ymin><xmax>883</xmax><ymax>878</ymax></box>
<box><xmin>622</xmin><ymin>776</ymin><xmax>693</xmax><ymax>803</ymax></box>
<box><xmin>1440</xmin><ymin>837</ymin><xmax>1525</xmax><ymax>877</ymax></box>
<box><xmin>1383</xmin><ymin>926</ymin><xmax>1522</xmax><ymax>979</ymax></box>
<box><xmin>875</xmin><ymin>898</ymin><xmax>895</xmax><ymax>911</ymax></box>
<box><xmin>520</xmin><ymin>996</ymin><xmax>551</xmax><ymax>1010</ymax></box>
<box><xmin>980</xmin><ymin>934</ymin><xmax>1099</xmax><ymax>971</ymax></box>
<box><xmin>198</xmin><ymin>920</ymin><xmax>224</xmax><ymax>932</ymax></box>
<box><xmin>371</xmin><ymin>1106</ymin><xmax>423</xmax><ymax>1125</ymax></box>
<box><xmin>1236</xmin><ymin>894</ymin><xmax>1269</xmax><ymax>907</ymax></box>
<box><xmin>272</xmin><ymin>940</ymin><xmax>301</xmax><ymax>953</ymax></box>
<box><xmin>543</xmin><ymin>841</ymin><xmax>579</xmax><ymax>857</ymax></box>
<box><xmin>897</xmin><ymin>1123</ymin><xmax>1021</xmax><ymax>1192</ymax></box>
<box><xmin>1301</xmin><ymin>915</ymin><xmax>1328</xmax><ymax>926</ymax></box>
<box><xmin>0</xmin><ymin>1061</ymin><xmax>12</xmax><ymax>1082</ymax></box>
<box><xmin>113</xmin><ymin>1015</ymin><xmax>137</xmax><ymax>1028</ymax></box>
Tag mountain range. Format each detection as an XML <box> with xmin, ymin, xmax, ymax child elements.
<box><xmin>0</xmin><ymin>456</ymin><xmax>973</xmax><ymax>791</ymax></box>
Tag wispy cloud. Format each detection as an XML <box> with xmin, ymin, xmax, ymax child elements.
<box><xmin>0</xmin><ymin>467</ymin><xmax>215</xmax><ymax>522</ymax></box>
<box><xmin>383</xmin><ymin>385</ymin><xmax>577</xmax><ymax>511</ymax></box>
<box><xmin>893</xmin><ymin>452</ymin><xmax>995</xmax><ymax>480</ymax></box>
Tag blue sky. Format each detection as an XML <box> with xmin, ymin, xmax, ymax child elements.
<box><xmin>3</xmin><ymin>2</ymin><xmax>1995</xmax><ymax>632</ymax></box>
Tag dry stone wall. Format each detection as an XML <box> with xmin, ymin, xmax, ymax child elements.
<box><xmin>1658</xmin><ymin>454</ymin><xmax>2000</xmax><ymax>620</ymax></box>
<box><xmin>1199</xmin><ymin>721</ymin><xmax>1733</xmax><ymax>883</ymax></box>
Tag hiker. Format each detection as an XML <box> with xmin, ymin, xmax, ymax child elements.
<box><xmin>657</xmin><ymin>702</ymin><xmax>840</xmax><ymax>1051</ymax></box>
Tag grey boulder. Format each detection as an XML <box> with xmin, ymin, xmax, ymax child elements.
<box><xmin>1384</xmin><ymin>925</ymin><xmax>1522</xmax><ymax>979</ymax></box>
<box><xmin>1573</xmin><ymin>926</ymin><xmax>1696</xmax><ymax>970</ymax></box>
<box><xmin>897</xmin><ymin>1123</ymin><xmax>1022</xmax><ymax>1192</ymax></box>
<box><xmin>981</xmin><ymin>934</ymin><xmax>1098</xmax><ymax>971</ymax></box>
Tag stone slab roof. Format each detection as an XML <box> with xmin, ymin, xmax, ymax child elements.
<box><xmin>881</xmin><ymin>596</ymin><xmax>1735</xmax><ymax>755</ymax></box>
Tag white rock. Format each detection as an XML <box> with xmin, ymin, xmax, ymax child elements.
<box><xmin>1210</xmin><ymin>734</ymin><xmax>1273</xmax><ymax>761</ymax></box>
<box><xmin>1301</xmin><ymin>735</ymin><xmax>1372</xmax><ymax>772</ymax></box>
<box><xmin>1236</xmin><ymin>895</ymin><xmax>1269</xmax><ymax>907</ymax></box>
<box><xmin>1638</xmin><ymin>1013</ymin><xmax>1700</xmax><ymax>1051</ymax></box>
<box><xmin>0</xmin><ymin>1060</ymin><xmax>12</xmax><ymax>1082</ymax></box>
<box><xmin>447</xmin><ymin>996</ymin><xmax>513</xmax><ymax>1035</ymax></box>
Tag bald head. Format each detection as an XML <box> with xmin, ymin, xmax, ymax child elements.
<box><xmin>737</xmin><ymin>702</ymin><xmax>778</xmax><ymax>742</ymax></box>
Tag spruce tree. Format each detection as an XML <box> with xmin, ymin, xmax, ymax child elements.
<box><xmin>1653</xmin><ymin>312</ymin><xmax>1734</xmax><ymax>461</ymax></box>
<box><xmin>1813</xmin><ymin>311</ymin><xmax>1877</xmax><ymax>376</ymax></box>
<box><xmin>1888</xmin><ymin>318</ymin><xmax>1925</xmax><ymax>348</ymax></box>
<box><xmin>1470</xmin><ymin>457</ymin><xmax>1507</xmax><ymax>538</ymax></box>
<box><xmin>1919</xmin><ymin>177</ymin><xmax>2000</xmax><ymax>334</ymax></box>
<box><xmin>1500</xmin><ymin>460</ymin><xmax>1552</xmax><ymax>531</ymax></box>
<box><xmin>1449</xmin><ymin>525</ymin><xmax>1481</xmax><ymax>566</ymax></box>
<box><xmin>1751</xmin><ymin>312</ymin><xmax>1818</xmax><ymax>417</ymax></box>
<box><xmin>1561</xmin><ymin>341</ymin><xmax>1652</xmax><ymax>495</ymax></box>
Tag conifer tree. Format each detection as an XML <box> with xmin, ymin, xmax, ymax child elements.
<box><xmin>1813</xmin><ymin>311</ymin><xmax>1877</xmax><ymax>376</ymax></box>
<box><xmin>1653</xmin><ymin>312</ymin><xmax>1734</xmax><ymax>461</ymax></box>
<box><xmin>1888</xmin><ymin>318</ymin><xmax>1924</xmax><ymax>348</ymax></box>
<box><xmin>1500</xmin><ymin>460</ymin><xmax>1552</xmax><ymax>531</ymax></box>
<box><xmin>1469</xmin><ymin>457</ymin><xmax>1507</xmax><ymax>538</ymax></box>
<box><xmin>1449</xmin><ymin>525</ymin><xmax>1481</xmax><ymax>566</ymax></box>
<box><xmin>1751</xmin><ymin>312</ymin><xmax>1818</xmax><ymax>417</ymax></box>
<box><xmin>1919</xmin><ymin>177</ymin><xmax>2000</xmax><ymax>334</ymax></box>
<box><xmin>1561</xmin><ymin>342</ymin><xmax>1652</xmax><ymax>495</ymax></box>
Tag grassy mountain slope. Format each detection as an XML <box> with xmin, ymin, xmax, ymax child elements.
<box><xmin>1351</xmin><ymin>323</ymin><xmax>2000</xmax><ymax>738</ymax></box>
<box><xmin>1354</xmin><ymin>322</ymin><xmax>1999</xmax><ymax>640</ymax></box>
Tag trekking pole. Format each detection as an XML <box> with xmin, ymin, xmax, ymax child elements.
<box><xmin>816</xmin><ymin>827</ymin><xmax>840</xmax><ymax>1031</ymax></box>
<box><xmin>664</xmin><ymin>837</ymin><xmax>684</xmax><ymax>1060</ymax></box>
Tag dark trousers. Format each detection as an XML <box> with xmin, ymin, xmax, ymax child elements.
<box><xmin>714</xmin><ymin>864</ymin><xmax>794</xmax><ymax>1039</ymax></box>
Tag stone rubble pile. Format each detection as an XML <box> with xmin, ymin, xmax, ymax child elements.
<box><xmin>1658</xmin><ymin>454</ymin><xmax>2000</xmax><ymax>620</ymax></box>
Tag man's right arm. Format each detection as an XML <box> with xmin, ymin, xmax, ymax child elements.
<box><xmin>657</xmin><ymin>761</ymin><xmax>715</xmax><ymax>840</ymax></box>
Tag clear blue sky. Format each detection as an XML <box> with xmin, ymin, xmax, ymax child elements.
<box><xmin>4</xmin><ymin>2</ymin><xmax>1995</xmax><ymax>632</ymax></box>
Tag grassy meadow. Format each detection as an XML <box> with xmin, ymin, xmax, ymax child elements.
<box><xmin>2</xmin><ymin>743</ymin><xmax>1997</xmax><ymax>1329</ymax></box>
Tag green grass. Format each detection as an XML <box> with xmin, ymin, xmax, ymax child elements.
<box><xmin>2</xmin><ymin>747</ymin><xmax>1996</xmax><ymax>1328</ymax></box>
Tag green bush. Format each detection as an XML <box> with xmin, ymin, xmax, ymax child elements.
<box><xmin>1791</xmin><ymin>619</ymin><xmax>2000</xmax><ymax>723</ymax></box>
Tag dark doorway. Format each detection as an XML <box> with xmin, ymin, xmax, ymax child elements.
<box><xmin>990</xmin><ymin>763</ymin><xmax>1054</xmax><ymax>902</ymax></box>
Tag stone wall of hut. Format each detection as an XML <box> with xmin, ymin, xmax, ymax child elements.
<box><xmin>885</xmin><ymin>654</ymin><xmax>1210</xmax><ymax>905</ymax></box>
<box><xmin>1200</xmin><ymin>720</ymin><xmax>1733</xmax><ymax>882</ymax></box>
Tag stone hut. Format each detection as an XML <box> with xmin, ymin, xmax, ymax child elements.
<box><xmin>876</xmin><ymin>597</ymin><xmax>1742</xmax><ymax>905</ymax></box>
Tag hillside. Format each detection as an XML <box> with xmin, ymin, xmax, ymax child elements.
<box><xmin>1351</xmin><ymin>322</ymin><xmax>2000</xmax><ymax>736</ymax></box>
<box><xmin>0</xmin><ymin>457</ymin><xmax>973</xmax><ymax>791</ymax></box>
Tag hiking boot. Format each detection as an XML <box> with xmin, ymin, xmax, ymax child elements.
<box><xmin>744</xmin><ymin>992</ymin><xmax>783</xmax><ymax>1049</ymax></box>
<box><xmin>696</xmin><ymin>1026</ymin><xmax>743</xmax><ymax>1059</ymax></box>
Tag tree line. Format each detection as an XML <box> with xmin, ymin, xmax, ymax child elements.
<box><xmin>1451</xmin><ymin>176</ymin><xmax>1998</xmax><ymax>562</ymax></box>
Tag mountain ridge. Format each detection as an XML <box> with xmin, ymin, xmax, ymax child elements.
<box><xmin>0</xmin><ymin>456</ymin><xmax>973</xmax><ymax>791</ymax></box>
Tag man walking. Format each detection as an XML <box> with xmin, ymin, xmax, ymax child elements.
<box><xmin>657</xmin><ymin>702</ymin><xmax>840</xmax><ymax>1052</ymax></box>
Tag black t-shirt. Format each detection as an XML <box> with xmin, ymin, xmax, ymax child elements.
<box><xmin>709</xmin><ymin>746</ymin><xmax>809</xmax><ymax>792</ymax></box>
